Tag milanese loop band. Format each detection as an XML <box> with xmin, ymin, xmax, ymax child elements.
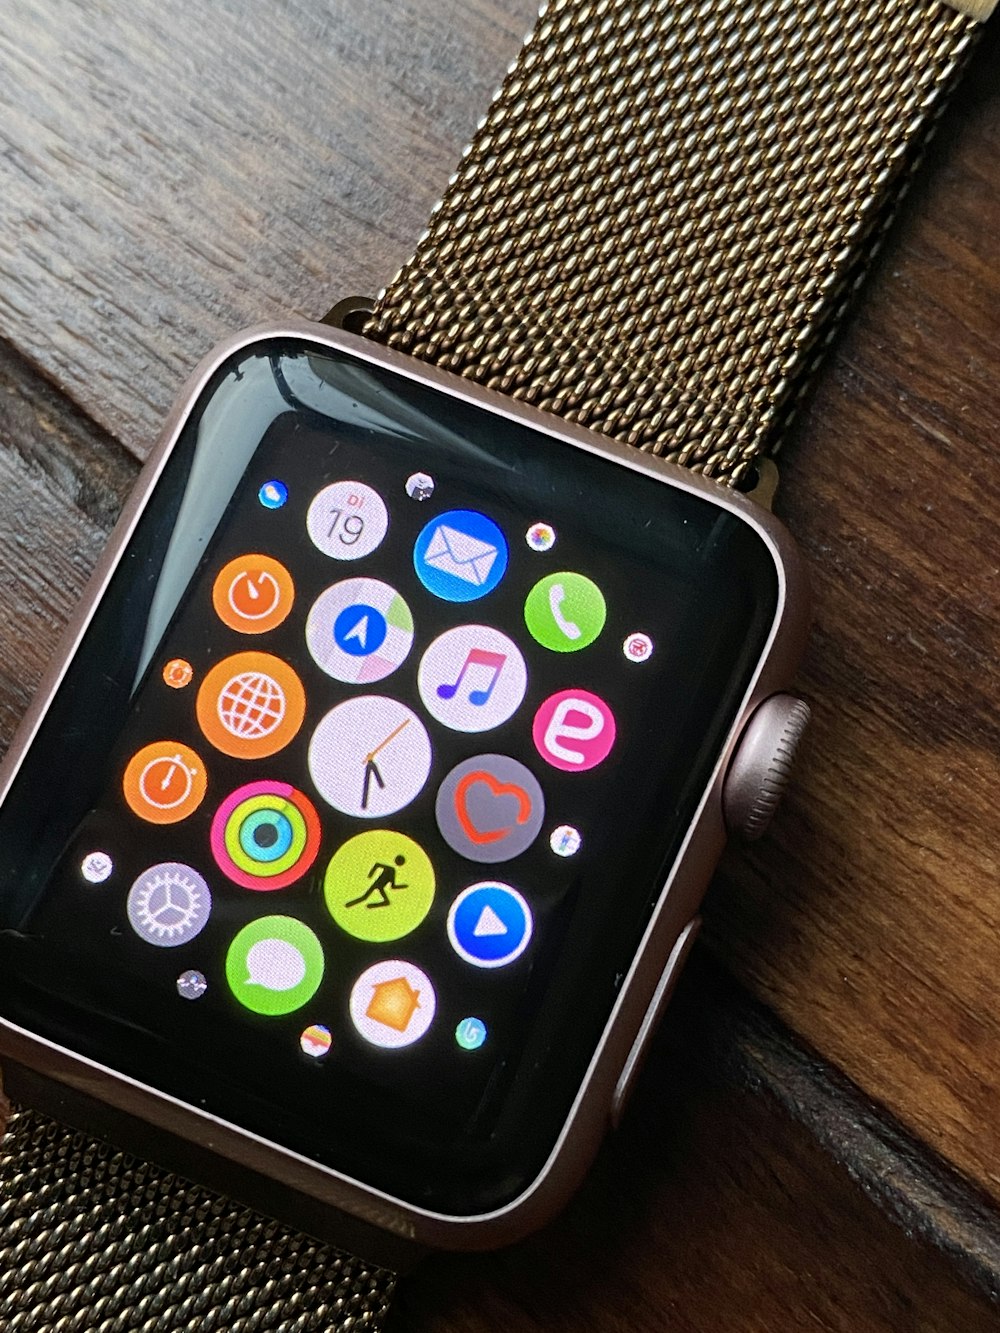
<box><xmin>365</xmin><ymin>0</ymin><xmax>983</xmax><ymax>485</ymax></box>
<box><xmin>0</xmin><ymin>1108</ymin><xmax>395</xmax><ymax>1332</ymax></box>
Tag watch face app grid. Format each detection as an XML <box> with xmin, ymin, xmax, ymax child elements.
<box><xmin>120</xmin><ymin>465</ymin><xmax>606</xmax><ymax>1072</ymax></box>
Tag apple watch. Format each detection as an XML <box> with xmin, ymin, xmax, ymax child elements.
<box><xmin>0</xmin><ymin>0</ymin><xmax>991</xmax><ymax>1328</ymax></box>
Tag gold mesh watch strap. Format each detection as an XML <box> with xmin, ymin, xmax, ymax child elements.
<box><xmin>365</xmin><ymin>0</ymin><xmax>983</xmax><ymax>485</ymax></box>
<box><xmin>0</xmin><ymin>1108</ymin><xmax>395</xmax><ymax>1332</ymax></box>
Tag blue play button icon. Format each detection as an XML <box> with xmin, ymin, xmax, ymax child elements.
<box><xmin>447</xmin><ymin>882</ymin><xmax>533</xmax><ymax>968</ymax></box>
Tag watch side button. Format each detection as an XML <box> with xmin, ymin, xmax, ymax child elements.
<box><xmin>610</xmin><ymin>917</ymin><xmax>701</xmax><ymax>1130</ymax></box>
<box><xmin>723</xmin><ymin>693</ymin><xmax>811</xmax><ymax>841</ymax></box>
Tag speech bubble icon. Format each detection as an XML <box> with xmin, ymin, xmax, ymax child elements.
<box><xmin>245</xmin><ymin>937</ymin><xmax>307</xmax><ymax>991</ymax></box>
<box><xmin>226</xmin><ymin>915</ymin><xmax>324</xmax><ymax>1016</ymax></box>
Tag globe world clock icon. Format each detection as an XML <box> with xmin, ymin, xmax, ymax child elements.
<box><xmin>196</xmin><ymin>652</ymin><xmax>306</xmax><ymax>759</ymax></box>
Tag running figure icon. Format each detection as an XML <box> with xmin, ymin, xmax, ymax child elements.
<box><xmin>345</xmin><ymin>855</ymin><xmax>408</xmax><ymax>910</ymax></box>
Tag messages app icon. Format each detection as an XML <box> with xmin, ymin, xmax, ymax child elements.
<box><xmin>226</xmin><ymin>916</ymin><xmax>324</xmax><ymax>1016</ymax></box>
<box><xmin>414</xmin><ymin>510</ymin><xmax>508</xmax><ymax>602</ymax></box>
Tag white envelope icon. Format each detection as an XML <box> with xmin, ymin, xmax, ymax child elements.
<box><xmin>424</xmin><ymin>524</ymin><xmax>498</xmax><ymax>586</ymax></box>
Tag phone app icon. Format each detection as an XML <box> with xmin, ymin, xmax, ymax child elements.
<box><xmin>309</xmin><ymin>696</ymin><xmax>432</xmax><ymax>818</ymax></box>
<box><xmin>349</xmin><ymin>960</ymin><xmax>436</xmax><ymax>1048</ymax></box>
<box><xmin>307</xmin><ymin>481</ymin><xmax>388</xmax><ymax>560</ymax></box>
<box><xmin>436</xmin><ymin>755</ymin><xmax>545</xmax><ymax>864</ymax></box>
<box><xmin>524</xmin><ymin>572</ymin><xmax>606</xmax><ymax>652</ymax></box>
<box><xmin>306</xmin><ymin>578</ymin><xmax>414</xmax><ymax>684</ymax></box>
<box><xmin>211</xmin><ymin>781</ymin><xmax>321</xmax><ymax>891</ymax></box>
<box><xmin>417</xmin><ymin>625</ymin><xmax>527</xmax><ymax>733</ymax></box>
<box><xmin>413</xmin><ymin>509</ymin><xmax>508</xmax><ymax>602</ymax></box>
<box><xmin>196</xmin><ymin>652</ymin><xmax>305</xmax><ymax>760</ymax></box>
<box><xmin>324</xmin><ymin>830</ymin><xmax>435</xmax><ymax>942</ymax></box>
<box><xmin>123</xmin><ymin>741</ymin><xmax>207</xmax><ymax>824</ymax></box>
<box><xmin>127</xmin><ymin>863</ymin><xmax>212</xmax><ymax>948</ymax></box>
<box><xmin>533</xmin><ymin>689</ymin><xmax>617</xmax><ymax>772</ymax></box>
<box><xmin>212</xmin><ymin>554</ymin><xmax>295</xmax><ymax>635</ymax></box>
<box><xmin>447</xmin><ymin>882</ymin><xmax>533</xmax><ymax>969</ymax></box>
<box><xmin>226</xmin><ymin>916</ymin><xmax>325</xmax><ymax>1016</ymax></box>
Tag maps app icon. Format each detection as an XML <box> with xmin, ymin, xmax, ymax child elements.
<box><xmin>413</xmin><ymin>509</ymin><xmax>508</xmax><ymax>602</ymax></box>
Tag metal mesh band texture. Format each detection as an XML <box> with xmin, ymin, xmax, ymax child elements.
<box><xmin>365</xmin><ymin>0</ymin><xmax>980</xmax><ymax>485</ymax></box>
<box><xmin>0</xmin><ymin>1106</ymin><xmax>395</xmax><ymax>1333</ymax></box>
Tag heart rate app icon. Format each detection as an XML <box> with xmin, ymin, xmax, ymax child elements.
<box><xmin>435</xmin><ymin>755</ymin><xmax>545</xmax><ymax>864</ymax></box>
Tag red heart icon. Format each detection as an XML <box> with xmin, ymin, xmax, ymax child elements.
<box><xmin>454</xmin><ymin>770</ymin><xmax>532</xmax><ymax>845</ymax></box>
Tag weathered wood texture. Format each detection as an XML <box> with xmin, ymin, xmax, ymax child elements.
<box><xmin>709</xmin><ymin>17</ymin><xmax>1000</xmax><ymax>1200</ymax></box>
<box><xmin>2</xmin><ymin>0</ymin><xmax>1000</xmax><ymax>1325</ymax></box>
<box><xmin>394</xmin><ymin>957</ymin><xmax>1000</xmax><ymax>1332</ymax></box>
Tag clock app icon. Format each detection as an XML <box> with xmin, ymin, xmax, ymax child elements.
<box><xmin>308</xmin><ymin>697</ymin><xmax>433</xmax><ymax>819</ymax></box>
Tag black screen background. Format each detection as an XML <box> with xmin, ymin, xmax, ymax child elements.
<box><xmin>0</xmin><ymin>338</ymin><xmax>779</xmax><ymax>1214</ymax></box>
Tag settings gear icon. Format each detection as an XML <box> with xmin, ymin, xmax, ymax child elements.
<box><xmin>127</xmin><ymin>862</ymin><xmax>212</xmax><ymax>948</ymax></box>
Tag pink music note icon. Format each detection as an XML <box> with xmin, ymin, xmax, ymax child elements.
<box><xmin>437</xmin><ymin>649</ymin><xmax>507</xmax><ymax>706</ymax></box>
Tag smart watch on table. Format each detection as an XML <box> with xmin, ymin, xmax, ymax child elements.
<box><xmin>0</xmin><ymin>0</ymin><xmax>991</xmax><ymax>1327</ymax></box>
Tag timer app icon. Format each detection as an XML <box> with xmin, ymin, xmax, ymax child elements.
<box><xmin>212</xmin><ymin>554</ymin><xmax>295</xmax><ymax>635</ymax></box>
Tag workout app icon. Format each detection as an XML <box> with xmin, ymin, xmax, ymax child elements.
<box><xmin>226</xmin><ymin>916</ymin><xmax>324</xmax><ymax>1016</ymax></box>
<box><xmin>417</xmin><ymin>625</ymin><xmax>527</xmax><ymax>733</ymax></box>
<box><xmin>211</xmin><ymin>781</ymin><xmax>322</xmax><ymax>891</ymax></box>
<box><xmin>447</xmin><ymin>882</ymin><xmax>533</xmax><ymax>969</ymax></box>
<box><xmin>307</xmin><ymin>481</ymin><xmax>388</xmax><ymax>560</ymax></box>
<box><xmin>308</xmin><ymin>696</ymin><xmax>432</xmax><ymax>818</ymax></box>
<box><xmin>196</xmin><ymin>652</ymin><xmax>305</xmax><ymax>760</ymax></box>
<box><xmin>127</xmin><ymin>863</ymin><xmax>212</xmax><ymax>948</ymax></box>
<box><xmin>306</xmin><ymin>578</ymin><xmax>414</xmax><ymax>684</ymax></box>
<box><xmin>413</xmin><ymin>509</ymin><xmax>508</xmax><ymax>602</ymax></box>
<box><xmin>524</xmin><ymin>572</ymin><xmax>606</xmax><ymax>652</ymax></box>
<box><xmin>123</xmin><ymin>741</ymin><xmax>207</xmax><ymax>825</ymax></box>
<box><xmin>436</xmin><ymin>755</ymin><xmax>545</xmax><ymax>864</ymax></box>
<box><xmin>350</xmin><ymin>960</ymin><xmax>436</xmax><ymax>1048</ymax></box>
<box><xmin>324</xmin><ymin>830</ymin><xmax>435</xmax><ymax>943</ymax></box>
<box><xmin>533</xmin><ymin>689</ymin><xmax>617</xmax><ymax>772</ymax></box>
<box><xmin>212</xmin><ymin>554</ymin><xmax>294</xmax><ymax>635</ymax></box>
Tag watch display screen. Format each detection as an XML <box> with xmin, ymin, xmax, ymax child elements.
<box><xmin>0</xmin><ymin>336</ymin><xmax>780</xmax><ymax>1215</ymax></box>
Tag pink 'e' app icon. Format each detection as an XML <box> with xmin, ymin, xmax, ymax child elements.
<box><xmin>532</xmin><ymin>689</ymin><xmax>616</xmax><ymax>772</ymax></box>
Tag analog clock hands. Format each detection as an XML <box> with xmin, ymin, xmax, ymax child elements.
<box><xmin>361</xmin><ymin>717</ymin><xmax>411</xmax><ymax>811</ymax></box>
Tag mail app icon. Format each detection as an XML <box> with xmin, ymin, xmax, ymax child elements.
<box><xmin>425</xmin><ymin>525</ymin><xmax>497</xmax><ymax>586</ymax></box>
<box><xmin>415</xmin><ymin>509</ymin><xmax>509</xmax><ymax>603</ymax></box>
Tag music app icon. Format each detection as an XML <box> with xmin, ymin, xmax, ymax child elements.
<box><xmin>418</xmin><ymin>626</ymin><xmax>527</xmax><ymax>733</ymax></box>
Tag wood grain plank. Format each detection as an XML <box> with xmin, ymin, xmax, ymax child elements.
<box><xmin>0</xmin><ymin>340</ymin><xmax>135</xmax><ymax>745</ymax></box>
<box><xmin>0</xmin><ymin>0</ymin><xmax>536</xmax><ymax>457</ymax></box>
<box><xmin>394</xmin><ymin>956</ymin><xmax>1000</xmax><ymax>1332</ymax></box>
<box><xmin>708</xmin><ymin>19</ymin><xmax>1000</xmax><ymax>1204</ymax></box>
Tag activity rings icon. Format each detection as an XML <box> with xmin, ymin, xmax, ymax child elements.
<box><xmin>211</xmin><ymin>781</ymin><xmax>322</xmax><ymax>890</ymax></box>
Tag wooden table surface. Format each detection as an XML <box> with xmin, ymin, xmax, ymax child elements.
<box><xmin>2</xmin><ymin>2</ymin><xmax>1000</xmax><ymax>1328</ymax></box>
